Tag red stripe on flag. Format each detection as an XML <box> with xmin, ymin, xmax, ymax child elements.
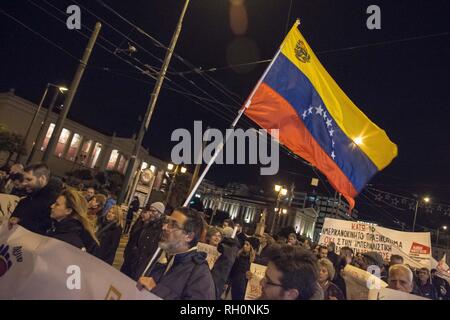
<box><xmin>245</xmin><ymin>83</ymin><xmax>358</xmax><ymax>209</ymax></box>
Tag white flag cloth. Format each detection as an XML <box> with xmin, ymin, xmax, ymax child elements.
<box><xmin>0</xmin><ymin>223</ymin><xmax>160</xmax><ymax>300</ymax></box>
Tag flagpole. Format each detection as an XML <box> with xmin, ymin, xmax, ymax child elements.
<box><xmin>183</xmin><ymin>47</ymin><xmax>284</xmax><ymax>207</ymax></box>
<box><xmin>140</xmin><ymin>247</ymin><xmax>162</xmax><ymax>278</ymax></box>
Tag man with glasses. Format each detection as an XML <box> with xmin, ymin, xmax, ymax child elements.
<box><xmin>260</xmin><ymin>245</ymin><xmax>323</xmax><ymax>300</ymax></box>
<box><xmin>120</xmin><ymin>202</ymin><xmax>165</xmax><ymax>280</ymax></box>
<box><xmin>137</xmin><ymin>207</ymin><xmax>216</xmax><ymax>300</ymax></box>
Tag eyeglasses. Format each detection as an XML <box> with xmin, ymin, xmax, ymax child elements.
<box><xmin>261</xmin><ymin>275</ymin><xmax>285</xmax><ymax>288</ymax></box>
<box><xmin>163</xmin><ymin>217</ymin><xmax>184</xmax><ymax>231</ymax></box>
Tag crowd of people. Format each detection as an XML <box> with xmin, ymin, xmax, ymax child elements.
<box><xmin>1</xmin><ymin>162</ymin><xmax>449</xmax><ymax>300</ymax></box>
<box><xmin>1</xmin><ymin>163</ymin><xmax>123</xmax><ymax>265</ymax></box>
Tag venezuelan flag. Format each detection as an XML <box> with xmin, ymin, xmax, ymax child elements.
<box><xmin>244</xmin><ymin>21</ymin><xmax>397</xmax><ymax>209</ymax></box>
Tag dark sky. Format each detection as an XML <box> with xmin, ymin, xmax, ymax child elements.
<box><xmin>1</xmin><ymin>0</ymin><xmax>449</xmax><ymax>228</ymax></box>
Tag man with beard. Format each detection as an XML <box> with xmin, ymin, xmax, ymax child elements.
<box><xmin>8</xmin><ymin>163</ymin><xmax>57</xmax><ymax>235</ymax></box>
<box><xmin>137</xmin><ymin>207</ymin><xmax>216</xmax><ymax>300</ymax></box>
<box><xmin>120</xmin><ymin>202</ymin><xmax>165</xmax><ymax>280</ymax></box>
<box><xmin>85</xmin><ymin>187</ymin><xmax>95</xmax><ymax>203</ymax></box>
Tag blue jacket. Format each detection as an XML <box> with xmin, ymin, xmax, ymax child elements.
<box><xmin>149</xmin><ymin>249</ymin><xmax>216</xmax><ymax>300</ymax></box>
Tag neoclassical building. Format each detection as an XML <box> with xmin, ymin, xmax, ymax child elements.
<box><xmin>0</xmin><ymin>91</ymin><xmax>169</xmax><ymax>205</ymax></box>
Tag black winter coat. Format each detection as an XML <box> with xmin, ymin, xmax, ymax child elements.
<box><xmin>121</xmin><ymin>218</ymin><xmax>164</xmax><ymax>280</ymax></box>
<box><xmin>229</xmin><ymin>254</ymin><xmax>252</xmax><ymax>300</ymax></box>
<box><xmin>126</xmin><ymin>199</ymin><xmax>140</xmax><ymax>220</ymax></box>
<box><xmin>417</xmin><ymin>281</ymin><xmax>439</xmax><ymax>300</ymax></box>
<box><xmin>97</xmin><ymin>222</ymin><xmax>122</xmax><ymax>265</ymax></box>
<box><xmin>46</xmin><ymin>218</ymin><xmax>97</xmax><ymax>253</ymax></box>
<box><xmin>211</xmin><ymin>237</ymin><xmax>240</xmax><ymax>299</ymax></box>
<box><xmin>149</xmin><ymin>250</ymin><xmax>216</xmax><ymax>300</ymax></box>
<box><xmin>12</xmin><ymin>184</ymin><xmax>57</xmax><ymax>235</ymax></box>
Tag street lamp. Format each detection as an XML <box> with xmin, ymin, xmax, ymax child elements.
<box><xmin>23</xmin><ymin>83</ymin><xmax>68</xmax><ymax>164</ymax></box>
<box><xmin>412</xmin><ymin>196</ymin><xmax>431</xmax><ymax>232</ymax></box>
<box><xmin>271</xmin><ymin>184</ymin><xmax>288</xmax><ymax>234</ymax></box>
<box><xmin>165</xmin><ymin>164</ymin><xmax>187</xmax><ymax>204</ymax></box>
<box><xmin>436</xmin><ymin>225</ymin><xmax>448</xmax><ymax>246</ymax></box>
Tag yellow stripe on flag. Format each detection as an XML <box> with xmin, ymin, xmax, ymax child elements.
<box><xmin>280</xmin><ymin>21</ymin><xmax>397</xmax><ymax>170</ymax></box>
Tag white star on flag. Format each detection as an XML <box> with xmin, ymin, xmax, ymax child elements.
<box><xmin>331</xmin><ymin>151</ymin><xmax>336</xmax><ymax>160</ymax></box>
<box><xmin>332</xmin><ymin>140</ymin><xmax>335</xmax><ymax>147</ymax></box>
<box><xmin>329</xmin><ymin>129</ymin><xmax>334</xmax><ymax>137</ymax></box>
<box><xmin>308</xmin><ymin>106</ymin><xmax>313</xmax><ymax>114</ymax></box>
<box><xmin>323</xmin><ymin>112</ymin><xmax>327</xmax><ymax>120</ymax></box>
<box><xmin>315</xmin><ymin>105</ymin><xmax>323</xmax><ymax>115</ymax></box>
<box><xmin>326</xmin><ymin>119</ymin><xmax>332</xmax><ymax>127</ymax></box>
<box><xmin>302</xmin><ymin>110</ymin><xmax>308</xmax><ymax>119</ymax></box>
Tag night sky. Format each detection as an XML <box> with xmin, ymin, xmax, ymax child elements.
<box><xmin>1</xmin><ymin>0</ymin><xmax>449</xmax><ymax>229</ymax></box>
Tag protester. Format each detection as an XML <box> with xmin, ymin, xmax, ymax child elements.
<box><xmin>318</xmin><ymin>245</ymin><xmax>328</xmax><ymax>259</ymax></box>
<box><xmin>260</xmin><ymin>245</ymin><xmax>323</xmax><ymax>300</ymax></box>
<box><xmin>287</xmin><ymin>233</ymin><xmax>299</xmax><ymax>246</ymax></box>
<box><xmin>85</xmin><ymin>187</ymin><xmax>95</xmax><ymax>202</ymax></box>
<box><xmin>124</xmin><ymin>196</ymin><xmax>140</xmax><ymax>234</ymax></box>
<box><xmin>9</xmin><ymin>163</ymin><xmax>57</xmax><ymax>235</ymax></box>
<box><xmin>121</xmin><ymin>202</ymin><xmax>166</xmax><ymax>280</ymax></box>
<box><xmin>339</xmin><ymin>246</ymin><xmax>354</xmax><ymax>265</ymax></box>
<box><xmin>389</xmin><ymin>254</ymin><xmax>404</xmax><ymax>267</ymax></box>
<box><xmin>222</xmin><ymin>219</ymin><xmax>233</xmax><ymax>229</ymax></box>
<box><xmin>312</xmin><ymin>244</ymin><xmax>320</xmax><ymax>257</ymax></box>
<box><xmin>211</xmin><ymin>233</ymin><xmax>241</xmax><ymax>299</ymax></box>
<box><xmin>327</xmin><ymin>242</ymin><xmax>339</xmax><ymax>267</ymax></box>
<box><xmin>205</xmin><ymin>226</ymin><xmax>223</xmax><ymax>247</ymax></box>
<box><xmin>255</xmin><ymin>233</ymin><xmax>276</xmax><ymax>265</ymax></box>
<box><xmin>303</xmin><ymin>238</ymin><xmax>312</xmax><ymax>250</ymax></box>
<box><xmin>137</xmin><ymin>207</ymin><xmax>216</xmax><ymax>300</ymax></box>
<box><xmin>416</xmin><ymin>268</ymin><xmax>438</xmax><ymax>299</ymax></box>
<box><xmin>318</xmin><ymin>258</ymin><xmax>345</xmax><ymax>300</ymax></box>
<box><xmin>334</xmin><ymin>256</ymin><xmax>348</xmax><ymax>298</ymax></box>
<box><xmin>0</xmin><ymin>164</ymin><xmax>27</xmax><ymax>197</ymax></box>
<box><xmin>46</xmin><ymin>188</ymin><xmax>98</xmax><ymax>252</ymax></box>
<box><xmin>221</xmin><ymin>226</ymin><xmax>235</xmax><ymax>239</ymax></box>
<box><xmin>101</xmin><ymin>189</ymin><xmax>117</xmax><ymax>220</ymax></box>
<box><xmin>96</xmin><ymin>205</ymin><xmax>123</xmax><ymax>265</ymax></box>
<box><xmin>0</xmin><ymin>163</ymin><xmax>23</xmax><ymax>194</ymax></box>
<box><xmin>387</xmin><ymin>264</ymin><xmax>414</xmax><ymax>293</ymax></box>
<box><xmin>228</xmin><ymin>238</ymin><xmax>258</xmax><ymax>300</ymax></box>
<box><xmin>431</xmin><ymin>269</ymin><xmax>450</xmax><ymax>300</ymax></box>
<box><xmin>87</xmin><ymin>194</ymin><xmax>106</xmax><ymax>224</ymax></box>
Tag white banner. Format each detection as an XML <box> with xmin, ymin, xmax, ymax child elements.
<box><xmin>342</xmin><ymin>264</ymin><xmax>388</xmax><ymax>300</ymax></box>
<box><xmin>368</xmin><ymin>287</ymin><xmax>429</xmax><ymax>300</ymax></box>
<box><xmin>0</xmin><ymin>224</ymin><xmax>160</xmax><ymax>300</ymax></box>
<box><xmin>244</xmin><ymin>263</ymin><xmax>266</xmax><ymax>300</ymax></box>
<box><xmin>319</xmin><ymin>218</ymin><xmax>432</xmax><ymax>269</ymax></box>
